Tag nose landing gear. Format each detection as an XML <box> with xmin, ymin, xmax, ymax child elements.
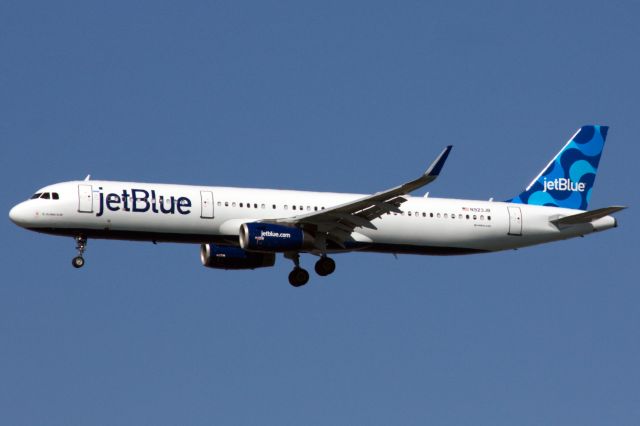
<box><xmin>72</xmin><ymin>235</ymin><xmax>87</xmax><ymax>268</ymax></box>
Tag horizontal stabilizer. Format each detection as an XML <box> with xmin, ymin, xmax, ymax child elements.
<box><xmin>551</xmin><ymin>206</ymin><xmax>626</xmax><ymax>226</ymax></box>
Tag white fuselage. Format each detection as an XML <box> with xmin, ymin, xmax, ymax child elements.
<box><xmin>9</xmin><ymin>180</ymin><xmax>617</xmax><ymax>255</ymax></box>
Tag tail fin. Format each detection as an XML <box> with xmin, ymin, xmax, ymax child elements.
<box><xmin>508</xmin><ymin>125</ymin><xmax>609</xmax><ymax>210</ymax></box>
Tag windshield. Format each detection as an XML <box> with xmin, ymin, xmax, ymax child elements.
<box><xmin>30</xmin><ymin>192</ymin><xmax>60</xmax><ymax>200</ymax></box>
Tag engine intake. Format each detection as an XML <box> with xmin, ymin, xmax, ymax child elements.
<box><xmin>200</xmin><ymin>244</ymin><xmax>275</xmax><ymax>270</ymax></box>
<box><xmin>239</xmin><ymin>222</ymin><xmax>314</xmax><ymax>252</ymax></box>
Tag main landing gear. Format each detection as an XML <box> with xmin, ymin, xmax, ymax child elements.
<box><xmin>288</xmin><ymin>267</ymin><xmax>309</xmax><ymax>287</ymax></box>
<box><xmin>314</xmin><ymin>256</ymin><xmax>336</xmax><ymax>276</ymax></box>
<box><xmin>285</xmin><ymin>253</ymin><xmax>336</xmax><ymax>287</ymax></box>
<box><xmin>72</xmin><ymin>235</ymin><xmax>87</xmax><ymax>268</ymax></box>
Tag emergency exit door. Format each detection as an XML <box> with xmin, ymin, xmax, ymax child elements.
<box><xmin>78</xmin><ymin>184</ymin><xmax>93</xmax><ymax>213</ymax></box>
<box><xmin>200</xmin><ymin>191</ymin><xmax>214</xmax><ymax>219</ymax></box>
<box><xmin>508</xmin><ymin>206</ymin><xmax>522</xmax><ymax>236</ymax></box>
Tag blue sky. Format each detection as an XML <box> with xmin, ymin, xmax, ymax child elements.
<box><xmin>1</xmin><ymin>1</ymin><xmax>639</xmax><ymax>424</ymax></box>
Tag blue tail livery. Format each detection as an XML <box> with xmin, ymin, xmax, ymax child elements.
<box><xmin>508</xmin><ymin>125</ymin><xmax>608</xmax><ymax>210</ymax></box>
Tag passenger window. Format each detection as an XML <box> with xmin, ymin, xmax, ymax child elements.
<box><xmin>293</xmin><ymin>205</ymin><xmax>297</xmax><ymax>210</ymax></box>
<box><xmin>261</xmin><ymin>204</ymin><xmax>265</xmax><ymax>209</ymax></box>
<box><xmin>41</xmin><ymin>193</ymin><xmax>50</xmax><ymax>199</ymax></box>
<box><xmin>307</xmin><ymin>206</ymin><xmax>311</xmax><ymax>211</ymax></box>
<box><xmin>459</xmin><ymin>214</ymin><xmax>463</xmax><ymax>219</ymax></box>
<box><xmin>444</xmin><ymin>213</ymin><xmax>448</xmax><ymax>218</ymax></box>
<box><xmin>488</xmin><ymin>216</ymin><xmax>491</xmax><ymax>221</ymax></box>
<box><xmin>466</xmin><ymin>214</ymin><xmax>470</xmax><ymax>219</ymax></box>
<box><xmin>284</xmin><ymin>205</ymin><xmax>288</xmax><ymax>210</ymax></box>
<box><xmin>422</xmin><ymin>212</ymin><xmax>426</xmax><ymax>217</ymax></box>
<box><xmin>272</xmin><ymin>204</ymin><xmax>276</xmax><ymax>209</ymax></box>
<box><xmin>225</xmin><ymin>202</ymin><xmax>229</xmax><ymax>207</ymax></box>
<box><xmin>480</xmin><ymin>215</ymin><xmax>484</xmax><ymax>220</ymax></box>
<box><xmin>247</xmin><ymin>203</ymin><xmax>250</xmax><ymax>208</ymax></box>
<box><xmin>314</xmin><ymin>207</ymin><xmax>318</xmax><ymax>211</ymax></box>
<box><xmin>52</xmin><ymin>193</ymin><xmax>59</xmax><ymax>200</ymax></box>
<box><xmin>408</xmin><ymin>212</ymin><xmax>412</xmax><ymax>216</ymax></box>
<box><xmin>473</xmin><ymin>215</ymin><xmax>477</xmax><ymax>220</ymax></box>
<box><xmin>239</xmin><ymin>203</ymin><xmax>244</xmax><ymax>207</ymax></box>
<box><xmin>437</xmin><ymin>213</ymin><xmax>441</xmax><ymax>218</ymax></box>
<box><xmin>217</xmin><ymin>202</ymin><xmax>221</xmax><ymax>206</ymax></box>
<box><xmin>430</xmin><ymin>213</ymin><xmax>434</xmax><ymax>218</ymax></box>
<box><xmin>232</xmin><ymin>202</ymin><xmax>236</xmax><ymax>207</ymax></box>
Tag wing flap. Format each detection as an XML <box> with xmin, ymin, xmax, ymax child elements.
<box><xmin>325</xmin><ymin>212</ymin><xmax>377</xmax><ymax>230</ymax></box>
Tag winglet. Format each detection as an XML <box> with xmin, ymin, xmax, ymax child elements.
<box><xmin>424</xmin><ymin>145</ymin><xmax>453</xmax><ymax>177</ymax></box>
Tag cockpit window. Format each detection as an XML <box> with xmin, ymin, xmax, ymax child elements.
<box><xmin>52</xmin><ymin>192</ymin><xmax>59</xmax><ymax>200</ymax></box>
<box><xmin>41</xmin><ymin>193</ymin><xmax>50</xmax><ymax>199</ymax></box>
<box><xmin>31</xmin><ymin>193</ymin><xmax>42</xmax><ymax>199</ymax></box>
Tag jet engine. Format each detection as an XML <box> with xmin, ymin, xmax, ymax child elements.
<box><xmin>239</xmin><ymin>222</ymin><xmax>315</xmax><ymax>252</ymax></box>
<box><xmin>200</xmin><ymin>244</ymin><xmax>275</xmax><ymax>270</ymax></box>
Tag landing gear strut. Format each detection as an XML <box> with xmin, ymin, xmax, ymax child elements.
<box><xmin>285</xmin><ymin>252</ymin><xmax>309</xmax><ymax>287</ymax></box>
<box><xmin>314</xmin><ymin>256</ymin><xmax>336</xmax><ymax>276</ymax></box>
<box><xmin>72</xmin><ymin>235</ymin><xmax>87</xmax><ymax>268</ymax></box>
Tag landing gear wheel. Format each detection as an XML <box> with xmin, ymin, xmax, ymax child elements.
<box><xmin>72</xmin><ymin>235</ymin><xmax>88</xmax><ymax>269</ymax></box>
<box><xmin>315</xmin><ymin>256</ymin><xmax>336</xmax><ymax>276</ymax></box>
<box><xmin>288</xmin><ymin>267</ymin><xmax>310</xmax><ymax>287</ymax></box>
<box><xmin>72</xmin><ymin>256</ymin><xmax>85</xmax><ymax>268</ymax></box>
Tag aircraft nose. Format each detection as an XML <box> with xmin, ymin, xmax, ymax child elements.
<box><xmin>9</xmin><ymin>202</ymin><xmax>30</xmax><ymax>227</ymax></box>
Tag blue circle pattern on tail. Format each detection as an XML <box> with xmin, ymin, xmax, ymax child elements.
<box><xmin>508</xmin><ymin>125</ymin><xmax>608</xmax><ymax>210</ymax></box>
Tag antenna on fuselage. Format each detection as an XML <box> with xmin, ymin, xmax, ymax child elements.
<box><xmin>84</xmin><ymin>174</ymin><xmax>91</xmax><ymax>181</ymax></box>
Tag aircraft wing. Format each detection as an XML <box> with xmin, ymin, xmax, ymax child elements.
<box><xmin>267</xmin><ymin>146</ymin><xmax>452</xmax><ymax>247</ymax></box>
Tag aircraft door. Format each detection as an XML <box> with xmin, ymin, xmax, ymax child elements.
<box><xmin>78</xmin><ymin>184</ymin><xmax>93</xmax><ymax>213</ymax></box>
<box><xmin>200</xmin><ymin>191</ymin><xmax>214</xmax><ymax>219</ymax></box>
<box><xmin>508</xmin><ymin>206</ymin><xmax>522</xmax><ymax>236</ymax></box>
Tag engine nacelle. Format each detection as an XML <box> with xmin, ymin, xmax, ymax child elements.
<box><xmin>200</xmin><ymin>244</ymin><xmax>275</xmax><ymax>270</ymax></box>
<box><xmin>239</xmin><ymin>222</ymin><xmax>315</xmax><ymax>252</ymax></box>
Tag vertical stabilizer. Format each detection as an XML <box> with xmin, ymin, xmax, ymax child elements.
<box><xmin>508</xmin><ymin>125</ymin><xmax>608</xmax><ymax>210</ymax></box>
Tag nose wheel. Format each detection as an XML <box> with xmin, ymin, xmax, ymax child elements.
<box><xmin>72</xmin><ymin>235</ymin><xmax>87</xmax><ymax>268</ymax></box>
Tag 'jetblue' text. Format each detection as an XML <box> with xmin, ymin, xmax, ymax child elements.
<box><xmin>96</xmin><ymin>188</ymin><xmax>191</xmax><ymax>217</ymax></box>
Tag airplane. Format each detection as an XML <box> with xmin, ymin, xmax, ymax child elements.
<box><xmin>9</xmin><ymin>125</ymin><xmax>625</xmax><ymax>287</ymax></box>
